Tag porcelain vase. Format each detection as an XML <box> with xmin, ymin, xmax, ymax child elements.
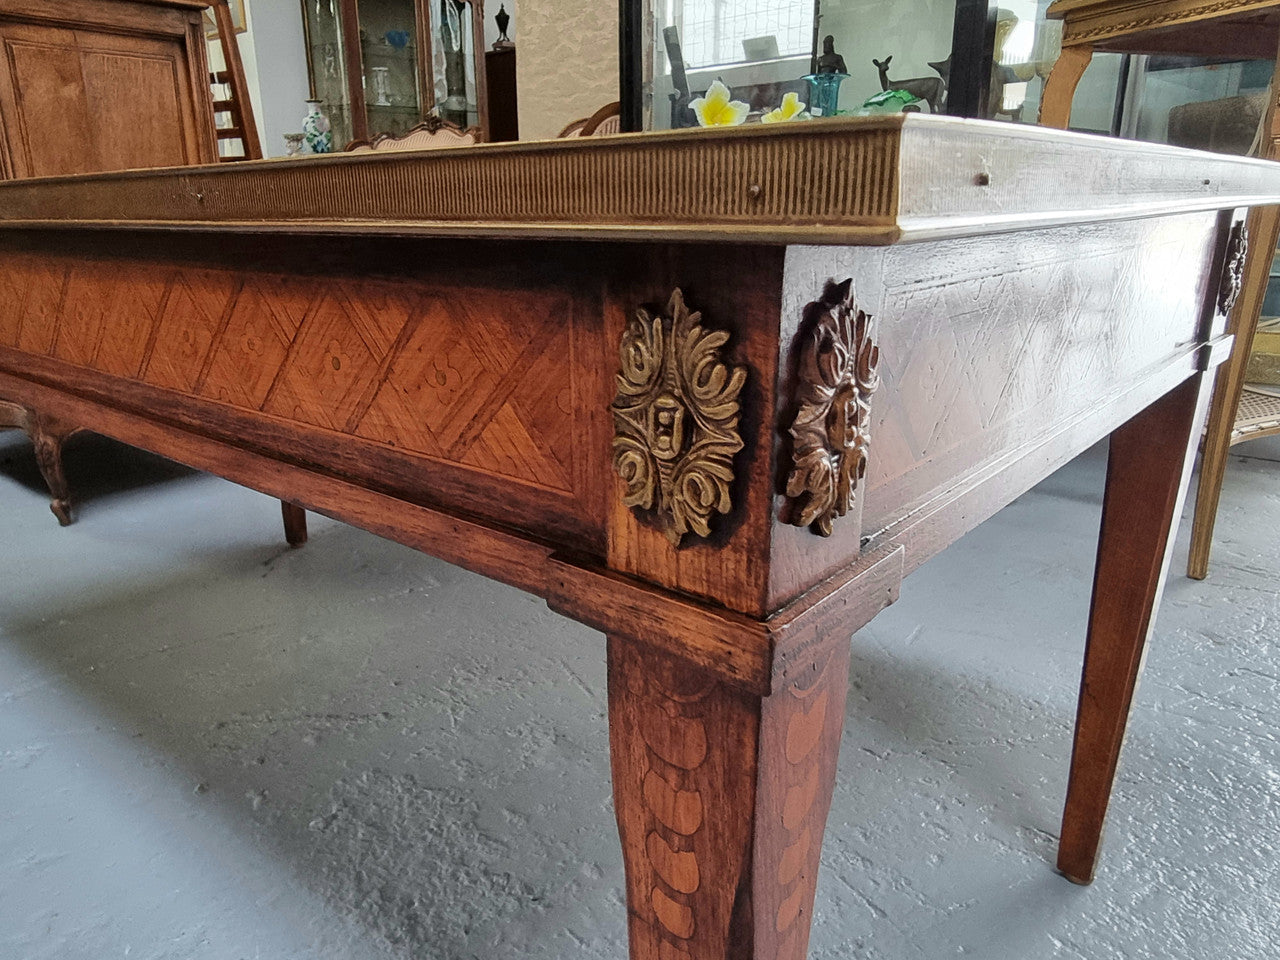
<box><xmin>301</xmin><ymin>99</ymin><xmax>333</xmax><ymax>154</ymax></box>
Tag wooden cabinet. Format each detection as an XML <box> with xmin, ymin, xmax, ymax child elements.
<box><xmin>485</xmin><ymin>46</ymin><xmax>516</xmax><ymax>141</ymax></box>
<box><xmin>0</xmin><ymin>0</ymin><xmax>217</xmax><ymax>179</ymax></box>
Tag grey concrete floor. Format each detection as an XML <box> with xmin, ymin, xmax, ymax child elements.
<box><xmin>0</xmin><ymin>430</ymin><xmax>1277</xmax><ymax>960</ymax></box>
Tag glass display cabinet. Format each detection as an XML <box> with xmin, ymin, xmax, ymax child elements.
<box><xmin>619</xmin><ymin>0</ymin><xmax>1140</xmax><ymax>131</ymax></box>
<box><xmin>622</xmin><ymin>0</ymin><xmax>1053</xmax><ymax>129</ymax></box>
<box><xmin>301</xmin><ymin>0</ymin><xmax>487</xmax><ymax>147</ymax></box>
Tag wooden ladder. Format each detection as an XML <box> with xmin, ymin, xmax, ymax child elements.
<box><xmin>208</xmin><ymin>0</ymin><xmax>261</xmax><ymax>161</ymax></box>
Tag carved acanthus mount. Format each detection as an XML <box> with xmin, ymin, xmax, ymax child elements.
<box><xmin>784</xmin><ymin>279</ymin><xmax>880</xmax><ymax>537</ymax></box>
<box><xmin>611</xmin><ymin>289</ymin><xmax>747</xmax><ymax>545</ymax></box>
<box><xmin>1218</xmin><ymin>220</ymin><xmax>1249</xmax><ymax>316</ymax></box>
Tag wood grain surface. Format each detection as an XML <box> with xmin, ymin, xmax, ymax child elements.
<box><xmin>607</xmin><ymin>629</ymin><xmax>850</xmax><ymax>960</ymax></box>
<box><xmin>0</xmin><ymin>230</ymin><xmax>612</xmax><ymax>547</ymax></box>
<box><xmin>1059</xmin><ymin>371</ymin><xmax>1214</xmax><ymax>883</ymax></box>
<box><xmin>0</xmin><ymin>0</ymin><xmax>216</xmax><ymax>179</ymax></box>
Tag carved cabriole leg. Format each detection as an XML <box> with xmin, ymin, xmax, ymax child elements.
<box><xmin>281</xmin><ymin>500</ymin><xmax>308</xmax><ymax>547</ymax></box>
<box><xmin>1058</xmin><ymin>372</ymin><xmax>1213</xmax><ymax>884</ymax></box>
<box><xmin>30</xmin><ymin>412</ymin><xmax>78</xmax><ymax>525</ymax></box>
<box><xmin>0</xmin><ymin>399</ymin><xmax>26</xmax><ymax>432</ymax></box>
<box><xmin>607</xmin><ymin>634</ymin><xmax>849</xmax><ymax>960</ymax></box>
<box><xmin>1037</xmin><ymin>44</ymin><xmax>1092</xmax><ymax>129</ymax></box>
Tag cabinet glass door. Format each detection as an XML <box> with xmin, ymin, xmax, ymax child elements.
<box><xmin>426</xmin><ymin>0</ymin><xmax>484</xmax><ymax>130</ymax></box>
<box><xmin>358</xmin><ymin>0</ymin><xmax>424</xmax><ymax>138</ymax></box>
<box><xmin>302</xmin><ymin>0</ymin><xmax>357</xmax><ymax>146</ymax></box>
<box><xmin>624</xmin><ymin>0</ymin><xmax>1124</xmax><ymax>130</ymax></box>
<box><xmin>978</xmin><ymin>1</ymin><xmax>1119</xmax><ymax>131</ymax></box>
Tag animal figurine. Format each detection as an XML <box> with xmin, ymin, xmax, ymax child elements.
<box><xmin>927</xmin><ymin>56</ymin><xmax>951</xmax><ymax>113</ymax></box>
<box><xmin>872</xmin><ymin>55</ymin><xmax>945</xmax><ymax>114</ymax></box>
<box><xmin>928</xmin><ymin>55</ymin><xmax>951</xmax><ymax>85</ymax></box>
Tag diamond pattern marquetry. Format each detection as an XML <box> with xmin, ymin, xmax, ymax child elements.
<box><xmin>862</xmin><ymin>218</ymin><xmax>1211</xmax><ymax>532</ymax></box>
<box><xmin>0</xmin><ymin>254</ymin><xmax>65</xmax><ymax>357</ymax></box>
<box><xmin>57</xmin><ymin>260</ymin><xmax>170</xmax><ymax>378</ymax></box>
<box><xmin>260</xmin><ymin>283</ymin><xmax>397</xmax><ymax>432</ymax></box>
<box><xmin>355</xmin><ymin>286</ymin><xmax>576</xmax><ymax>492</ymax></box>
<box><xmin>200</xmin><ymin>275</ymin><xmax>310</xmax><ymax>411</ymax></box>
<box><xmin>141</xmin><ymin>267</ymin><xmax>240</xmax><ymax>395</ymax></box>
<box><xmin>6</xmin><ymin>256</ymin><xmax>579</xmax><ymax>494</ymax></box>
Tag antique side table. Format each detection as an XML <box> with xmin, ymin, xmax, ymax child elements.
<box><xmin>0</xmin><ymin>117</ymin><xmax>1275</xmax><ymax>959</ymax></box>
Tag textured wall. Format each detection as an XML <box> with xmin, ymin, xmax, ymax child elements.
<box><xmin>516</xmin><ymin>0</ymin><xmax>618</xmax><ymax>140</ymax></box>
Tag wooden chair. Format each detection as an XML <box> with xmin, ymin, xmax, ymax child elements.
<box><xmin>346</xmin><ymin>115</ymin><xmax>480</xmax><ymax>152</ymax></box>
<box><xmin>1038</xmin><ymin>0</ymin><xmax>1280</xmax><ymax>579</ymax></box>
<box><xmin>207</xmin><ymin>0</ymin><xmax>261</xmax><ymax>160</ymax></box>
<box><xmin>556</xmin><ymin>102</ymin><xmax>622</xmax><ymax>138</ymax></box>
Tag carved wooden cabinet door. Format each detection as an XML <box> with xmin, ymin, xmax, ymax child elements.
<box><xmin>0</xmin><ymin>0</ymin><xmax>217</xmax><ymax>179</ymax></box>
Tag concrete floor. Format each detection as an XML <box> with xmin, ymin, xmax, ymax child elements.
<box><xmin>0</xmin><ymin>430</ymin><xmax>1277</xmax><ymax>960</ymax></box>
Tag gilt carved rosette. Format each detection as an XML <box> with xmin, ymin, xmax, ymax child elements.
<box><xmin>1218</xmin><ymin>219</ymin><xmax>1249</xmax><ymax>316</ymax></box>
<box><xmin>611</xmin><ymin>290</ymin><xmax>747</xmax><ymax>545</ymax></box>
<box><xmin>785</xmin><ymin>279</ymin><xmax>880</xmax><ymax>536</ymax></box>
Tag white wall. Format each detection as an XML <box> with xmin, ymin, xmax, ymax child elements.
<box><xmin>245</xmin><ymin>1</ymin><xmax>313</xmax><ymax>157</ymax></box>
<box><xmin>516</xmin><ymin>0</ymin><xmax>616</xmax><ymax>140</ymax></box>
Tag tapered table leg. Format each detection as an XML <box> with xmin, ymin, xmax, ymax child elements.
<box><xmin>281</xmin><ymin>500</ymin><xmax>308</xmax><ymax>546</ymax></box>
<box><xmin>1058</xmin><ymin>374</ymin><xmax>1212</xmax><ymax>884</ymax></box>
<box><xmin>608</xmin><ymin>634</ymin><xmax>849</xmax><ymax>960</ymax></box>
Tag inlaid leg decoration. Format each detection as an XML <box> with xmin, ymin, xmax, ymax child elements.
<box><xmin>281</xmin><ymin>501</ymin><xmax>308</xmax><ymax>547</ymax></box>
<box><xmin>30</xmin><ymin>413</ymin><xmax>79</xmax><ymax>526</ymax></box>
<box><xmin>1059</xmin><ymin>373</ymin><xmax>1212</xmax><ymax>884</ymax></box>
<box><xmin>607</xmin><ymin>634</ymin><xmax>850</xmax><ymax>960</ymax></box>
